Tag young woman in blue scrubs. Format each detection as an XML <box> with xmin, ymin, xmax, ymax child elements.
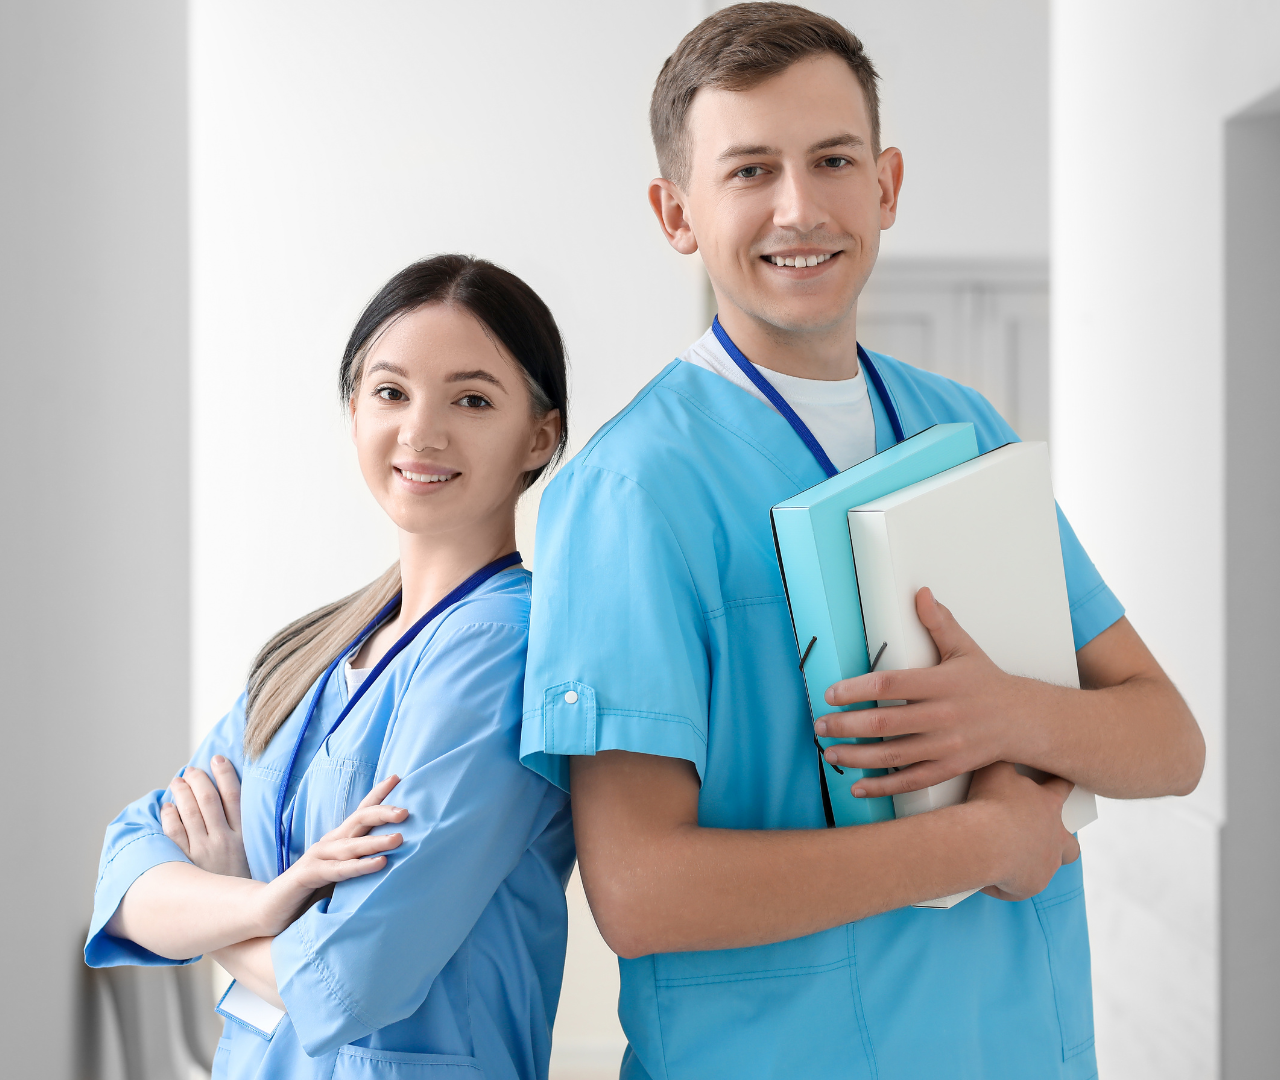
<box><xmin>86</xmin><ymin>255</ymin><xmax>575</xmax><ymax>1080</ymax></box>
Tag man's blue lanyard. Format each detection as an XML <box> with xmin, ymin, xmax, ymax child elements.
<box><xmin>710</xmin><ymin>314</ymin><xmax>906</xmax><ymax>476</ymax></box>
<box><xmin>272</xmin><ymin>550</ymin><xmax>523</xmax><ymax>876</ymax></box>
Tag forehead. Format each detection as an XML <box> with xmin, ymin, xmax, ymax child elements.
<box><xmin>365</xmin><ymin>304</ymin><xmax>512</xmax><ymax>372</ymax></box>
<box><xmin>685</xmin><ymin>53</ymin><xmax>871</xmax><ymax>162</ymax></box>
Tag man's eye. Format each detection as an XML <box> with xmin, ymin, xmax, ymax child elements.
<box><xmin>736</xmin><ymin>165</ymin><xmax>765</xmax><ymax>179</ymax></box>
<box><xmin>821</xmin><ymin>156</ymin><xmax>851</xmax><ymax>169</ymax></box>
<box><xmin>458</xmin><ymin>393</ymin><xmax>493</xmax><ymax>409</ymax></box>
<box><xmin>376</xmin><ymin>386</ymin><xmax>405</xmax><ymax>401</ymax></box>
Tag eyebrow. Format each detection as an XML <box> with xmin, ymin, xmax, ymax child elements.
<box><xmin>447</xmin><ymin>368</ymin><xmax>505</xmax><ymax>389</ymax></box>
<box><xmin>717</xmin><ymin>132</ymin><xmax>865</xmax><ymax>161</ymax></box>
<box><xmin>365</xmin><ymin>360</ymin><xmax>409</xmax><ymax>378</ymax></box>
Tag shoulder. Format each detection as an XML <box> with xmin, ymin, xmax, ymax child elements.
<box><xmin>437</xmin><ymin>567</ymin><xmax>531</xmax><ymax>636</ymax></box>
<box><xmin>868</xmin><ymin>349</ymin><xmax>1019</xmax><ymax>450</ymax></box>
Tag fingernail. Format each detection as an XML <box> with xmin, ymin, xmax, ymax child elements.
<box><xmin>814</xmin><ymin>720</ymin><xmax>828</xmax><ymax>736</ymax></box>
<box><xmin>853</xmin><ymin>787</ymin><xmax>867</xmax><ymax>798</ymax></box>
<box><xmin>824</xmin><ymin>749</ymin><xmax>836</xmax><ymax>763</ymax></box>
<box><xmin>212</xmin><ymin>755</ymin><xmax>224</xmax><ymax>765</ymax></box>
<box><xmin>824</xmin><ymin>689</ymin><xmax>835</xmax><ymax>705</ymax></box>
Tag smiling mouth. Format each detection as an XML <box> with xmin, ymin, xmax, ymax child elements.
<box><xmin>762</xmin><ymin>250</ymin><xmax>840</xmax><ymax>268</ymax></box>
<box><xmin>396</xmin><ymin>467</ymin><xmax>460</xmax><ymax>485</ymax></box>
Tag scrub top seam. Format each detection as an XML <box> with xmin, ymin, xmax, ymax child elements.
<box><xmin>660</xmin><ymin>380</ymin><xmax>810</xmax><ymax>490</ymax></box>
<box><xmin>94</xmin><ymin>832</ymin><xmax>189</xmax><ymax>890</ymax></box>
<box><xmin>702</xmin><ymin>593</ymin><xmax>786</xmax><ymax>620</ymax></box>
<box><xmin>574</xmin><ymin>362</ymin><xmax>678</xmax><ymax>470</ymax></box>
<box><xmin>285</xmin><ymin>904</ymin><xmax>381</xmax><ymax>1033</ymax></box>
<box><xmin>1067</xmin><ymin>580</ymin><xmax>1110</xmax><ymax>614</ymax></box>
<box><xmin>573</xmin><ymin>461</ymin><xmax>714</xmax><ymax>623</ymax></box>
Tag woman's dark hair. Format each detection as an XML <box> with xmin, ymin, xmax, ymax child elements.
<box><xmin>340</xmin><ymin>254</ymin><xmax>569</xmax><ymax>488</ymax></box>
<box><xmin>242</xmin><ymin>255</ymin><xmax>568</xmax><ymax>758</ymax></box>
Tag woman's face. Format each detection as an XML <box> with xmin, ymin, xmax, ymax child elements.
<box><xmin>350</xmin><ymin>303</ymin><xmax>560</xmax><ymax>543</ymax></box>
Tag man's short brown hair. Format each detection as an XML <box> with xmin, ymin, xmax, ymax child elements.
<box><xmin>650</xmin><ymin>2</ymin><xmax>881</xmax><ymax>189</ymax></box>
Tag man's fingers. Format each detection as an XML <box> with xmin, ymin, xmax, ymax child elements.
<box><xmin>160</xmin><ymin>802</ymin><xmax>192</xmax><ymax>857</ymax></box>
<box><xmin>914</xmin><ymin>587</ymin><xmax>977</xmax><ymax>663</ymax></box>
<box><xmin>1038</xmin><ymin>774</ymin><xmax>1075</xmax><ymax>806</ymax></box>
<box><xmin>210</xmin><ymin>756</ymin><xmax>244</xmax><ymax>833</ymax></box>
<box><xmin>356</xmin><ymin>775</ymin><xmax>401</xmax><ymax>811</ymax></box>
<box><xmin>182</xmin><ymin>767</ymin><xmax>231</xmax><ymax>832</ymax></box>
<box><xmin>169</xmin><ymin>776</ymin><xmax>209</xmax><ymax>840</ymax></box>
<box><xmin>817</xmin><ymin>704</ymin><xmax>935</xmax><ymax>742</ymax></box>
<box><xmin>824</xmin><ymin>665</ymin><xmax>943</xmax><ymax>708</ymax></box>
<box><xmin>1061</xmin><ymin>831</ymin><xmax>1081</xmax><ymax>865</ymax></box>
<box><xmin>846</xmin><ymin>762</ymin><xmax>959</xmax><ymax>800</ymax></box>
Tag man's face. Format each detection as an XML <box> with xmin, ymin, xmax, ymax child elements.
<box><xmin>658</xmin><ymin>53</ymin><xmax>901</xmax><ymax>337</ymax></box>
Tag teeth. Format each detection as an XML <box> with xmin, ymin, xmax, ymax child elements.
<box><xmin>403</xmin><ymin>470</ymin><xmax>454</xmax><ymax>483</ymax></box>
<box><xmin>771</xmin><ymin>253</ymin><xmax>831</xmax><ymax>267</ymax></box>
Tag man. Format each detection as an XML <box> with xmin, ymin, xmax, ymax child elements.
<box><xmin>521</xmin><ymin>5</ymin><xmax>1204</xmax><ymax>1078</ymax></box>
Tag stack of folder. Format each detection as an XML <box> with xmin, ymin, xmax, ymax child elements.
<box><xmin>771</xmin><ymin>425</ymin><xmax>1096</xmax><ymax>908</ymax></box>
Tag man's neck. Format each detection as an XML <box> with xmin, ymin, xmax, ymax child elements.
<box><xmin>715</xmin><ymin>304</ymin><xmax>860</xmax><ymax>381</ymax></box>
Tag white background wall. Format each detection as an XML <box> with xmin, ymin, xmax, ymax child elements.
<box><xmin>1053</xmin><ymin>2</ymin><xmax>1280</xmax><ymax>1076</ymax></box>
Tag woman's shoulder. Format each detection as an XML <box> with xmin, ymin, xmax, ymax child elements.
<box><xmin>432</xmin><ymin>566</ymin><xmax>532</xmax><ymax>641</ymax></box>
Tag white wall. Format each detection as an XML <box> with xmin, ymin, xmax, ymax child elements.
<box><xmin>1052</xmin><ymin>3</ymin><xmax>1280</xmax><ymax>1076</ymax></box>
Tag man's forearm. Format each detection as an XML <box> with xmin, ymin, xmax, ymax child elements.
<box><xmin>572</xmin><ymin>753</ymin><xmax>1074</xmax><ymax>959</ymax></box>
<box><xmin>1020</xmin><ymin>670</ymin><xmax>1203</xmax><ymax>799</ymax></box>
<box><xmin>107</xmin><ymin>861</ymin><xmax>269</xmax><ymax>960</ymax></box>
<box><xmin>584</xmin><ymin>804</ymin><xmax>998</xmax><ymax>957</ymax></box>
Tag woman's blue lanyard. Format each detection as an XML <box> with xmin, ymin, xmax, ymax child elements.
<box><xmin>710</xmin><ymin>314</ymin><xmax>906</xmax><ymax>476</ymax></box>
<box><xmin>272</xmin><ymin>549</ymin><xmax>523</xmax><ymax>876</ymax></box>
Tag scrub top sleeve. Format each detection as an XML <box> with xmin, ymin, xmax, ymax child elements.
<box><xmin>84</xmin><ymin>694</ymin><xmax>250</xmax><ymax>968</ymax></box>
<box><xmin>272</xmin><ymin>619</ymin><xmax>558</xmax><ymax>1057</ymax></box>
<box><xmin>1056</xmin><ymin>505</ymin><xmax>1126</xmax><ymax>650</ymax></box>
<box><xmin>520</xmin><ymin>465</ymin><xmax>711</xmax><ymax>791</ymax></box>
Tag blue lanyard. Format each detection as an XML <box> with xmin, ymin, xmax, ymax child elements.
<box><xmin>710</xmin><ymin>314</ymin><xmax>906</xmax><ymax>476</ymax></box>
<box><xmin>272</xmin><ymin>550</ymin><xmax>523</xmax><ymax>875</ymax></box>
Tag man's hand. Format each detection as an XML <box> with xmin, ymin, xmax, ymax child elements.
<box><xmin>816</xmin><ymin>588</ymin><xmax>1205</xmax><ymax>801</ymax></box>
<box><xmin>966</xmin><ymin>762</ymin><xmax>1080</xmax><ymax>901</ymax></box>
<box><xmin>816</xmin><ymin>588</ymin><xmax>1035</xmax><ymax>799</ymax></box>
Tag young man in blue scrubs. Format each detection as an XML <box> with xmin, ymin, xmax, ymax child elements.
<box><xmin>522</xmin><ymin>5</ymin><xmax>1205</xmax><ymax>1079</ymax></box>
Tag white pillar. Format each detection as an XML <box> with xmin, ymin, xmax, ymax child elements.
<box><xmin>1052</xmin><ymin>3</ymin><xmax>1280</xmax><ymax>1075</ymax></box>
<box><xmin>0</xmin><ymin>3</ymin><xmax>189</xmax><ymax>1076</ymax></box>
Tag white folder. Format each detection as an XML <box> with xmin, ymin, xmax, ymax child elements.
<box><xmin>847</xmin><ymin>441</ymin><xmax>1097</xmax><ymax>909</ymax></box>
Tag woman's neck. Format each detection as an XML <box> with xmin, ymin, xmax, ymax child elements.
<box><xmin>395</xmin><ymin>523</ymin><xmax>518</xmax><ymax>628</ymax></box>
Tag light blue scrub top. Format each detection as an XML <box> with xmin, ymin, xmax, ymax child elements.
<box><xmin>87</xmin><ymin>569</ymin><xmax>575</xmax><ymax>1080</ymax></box>
<box><xmin>521</xmin><ymin>344</ymin><xmax>1124</xmax><ymax>1080</ymax></box>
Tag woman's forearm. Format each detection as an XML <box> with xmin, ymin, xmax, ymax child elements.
<box><xmin>106</xmin><ymin>861</ymin><xmax>270</xmax><ymax>960</ymax></box>
<box><xmin>213</xmin><ymin>937</ymin><xmax>284</xmax><ymax>1010</ymax></box>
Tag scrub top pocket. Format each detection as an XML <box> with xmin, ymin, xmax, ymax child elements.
<box><xmin>1033</xmin><ymin>858</ymin><xmax>1095</xmax><ymax>1062</ymax></box>
<box><xmin>332</xmin><ymin>1046</ymin><xmax>483</xmax><ymax>1077</ymax></box>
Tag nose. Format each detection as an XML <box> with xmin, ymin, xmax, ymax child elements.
<box><xmin>399</xmin><ymin>399</ymin><xmax>447</xmax><ymax>454</ymax></box>
<box><xmin>773</xmin><ymin>163</ymin><xmax>827</xmax><ymax>235</ymax></box>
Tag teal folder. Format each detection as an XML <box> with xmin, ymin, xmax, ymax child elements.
<box><xmin>770</xmin><ymin>424</ymin><xmax>980</xmax><ymax>826</ymax></box>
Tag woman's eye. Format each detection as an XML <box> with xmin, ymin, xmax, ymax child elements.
<box><xmin>735</xmin><ymin>165</ymin><xmax>765</xmax><ymax>179</ymax></box>
<box><xmin>376</xmin><ymin>386</ymin><xmax>405</xmax><ymax>401</ymax></box>
<box><xmin>457</xmin><ymin>393</ymin><xmax>493</xmax><ymax>409</ymax></box>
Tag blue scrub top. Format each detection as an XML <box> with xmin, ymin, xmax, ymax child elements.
<box><xmin>521</xmin><ymin>344</ymin><xmax>1123</xmax><ymax>1080</ymax></box>
<box><xmin>87</xmin><ymin>568</ymin><xmax>575</xmax><ymax>1080</ymax></box>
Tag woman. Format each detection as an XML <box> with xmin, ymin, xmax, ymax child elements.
<box><xmin>85</xmin><ymin>255</ymin><xmax>575</xmax><ymax>1080</ymax></box>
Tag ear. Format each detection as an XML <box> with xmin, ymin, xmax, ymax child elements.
<box><xmin>876</xmin><ymin>146</ymin><xmax>904</xmax><ymax>230</ymax></box>
<box><xmin>525</xmin><ymin>408</ymin><xmax>562</xmax><ymax>472</ymax></box>
<box><xmin>348</xmin><ymin>392</ymin><xmax>359</xmax><ymax>443</ymax></box>
<box><xmin>648</xmin><ymin>178</ymin><xmax>699</xmax><ymax>256</ymax></box>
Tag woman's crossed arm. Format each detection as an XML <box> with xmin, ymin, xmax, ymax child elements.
<box><xmin>106</xmin><ymin>766</ymin><xmax>407</xmax><ymax>1001</ymax></box>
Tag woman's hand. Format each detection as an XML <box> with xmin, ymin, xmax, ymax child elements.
<box><xmin>255</xmin><ymin>775</ymin><xmax>408</xmax><ymax>936</ymax></box>
<box><xmin>162</xmin><ymin>756</ymin><xmax>252</xmax><ymax>879</ymax></box>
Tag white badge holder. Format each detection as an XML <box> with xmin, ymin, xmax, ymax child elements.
<box><xmin>215</xmin><ymin>979</ymin><xmax>286</xmax><ymax>1040</ymax></box>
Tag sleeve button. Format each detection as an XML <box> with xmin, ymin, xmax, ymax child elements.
<box><xmin>564</xmin><ymin>691</ymin><xmax>579</xmax><ymax>704</ymax></box>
